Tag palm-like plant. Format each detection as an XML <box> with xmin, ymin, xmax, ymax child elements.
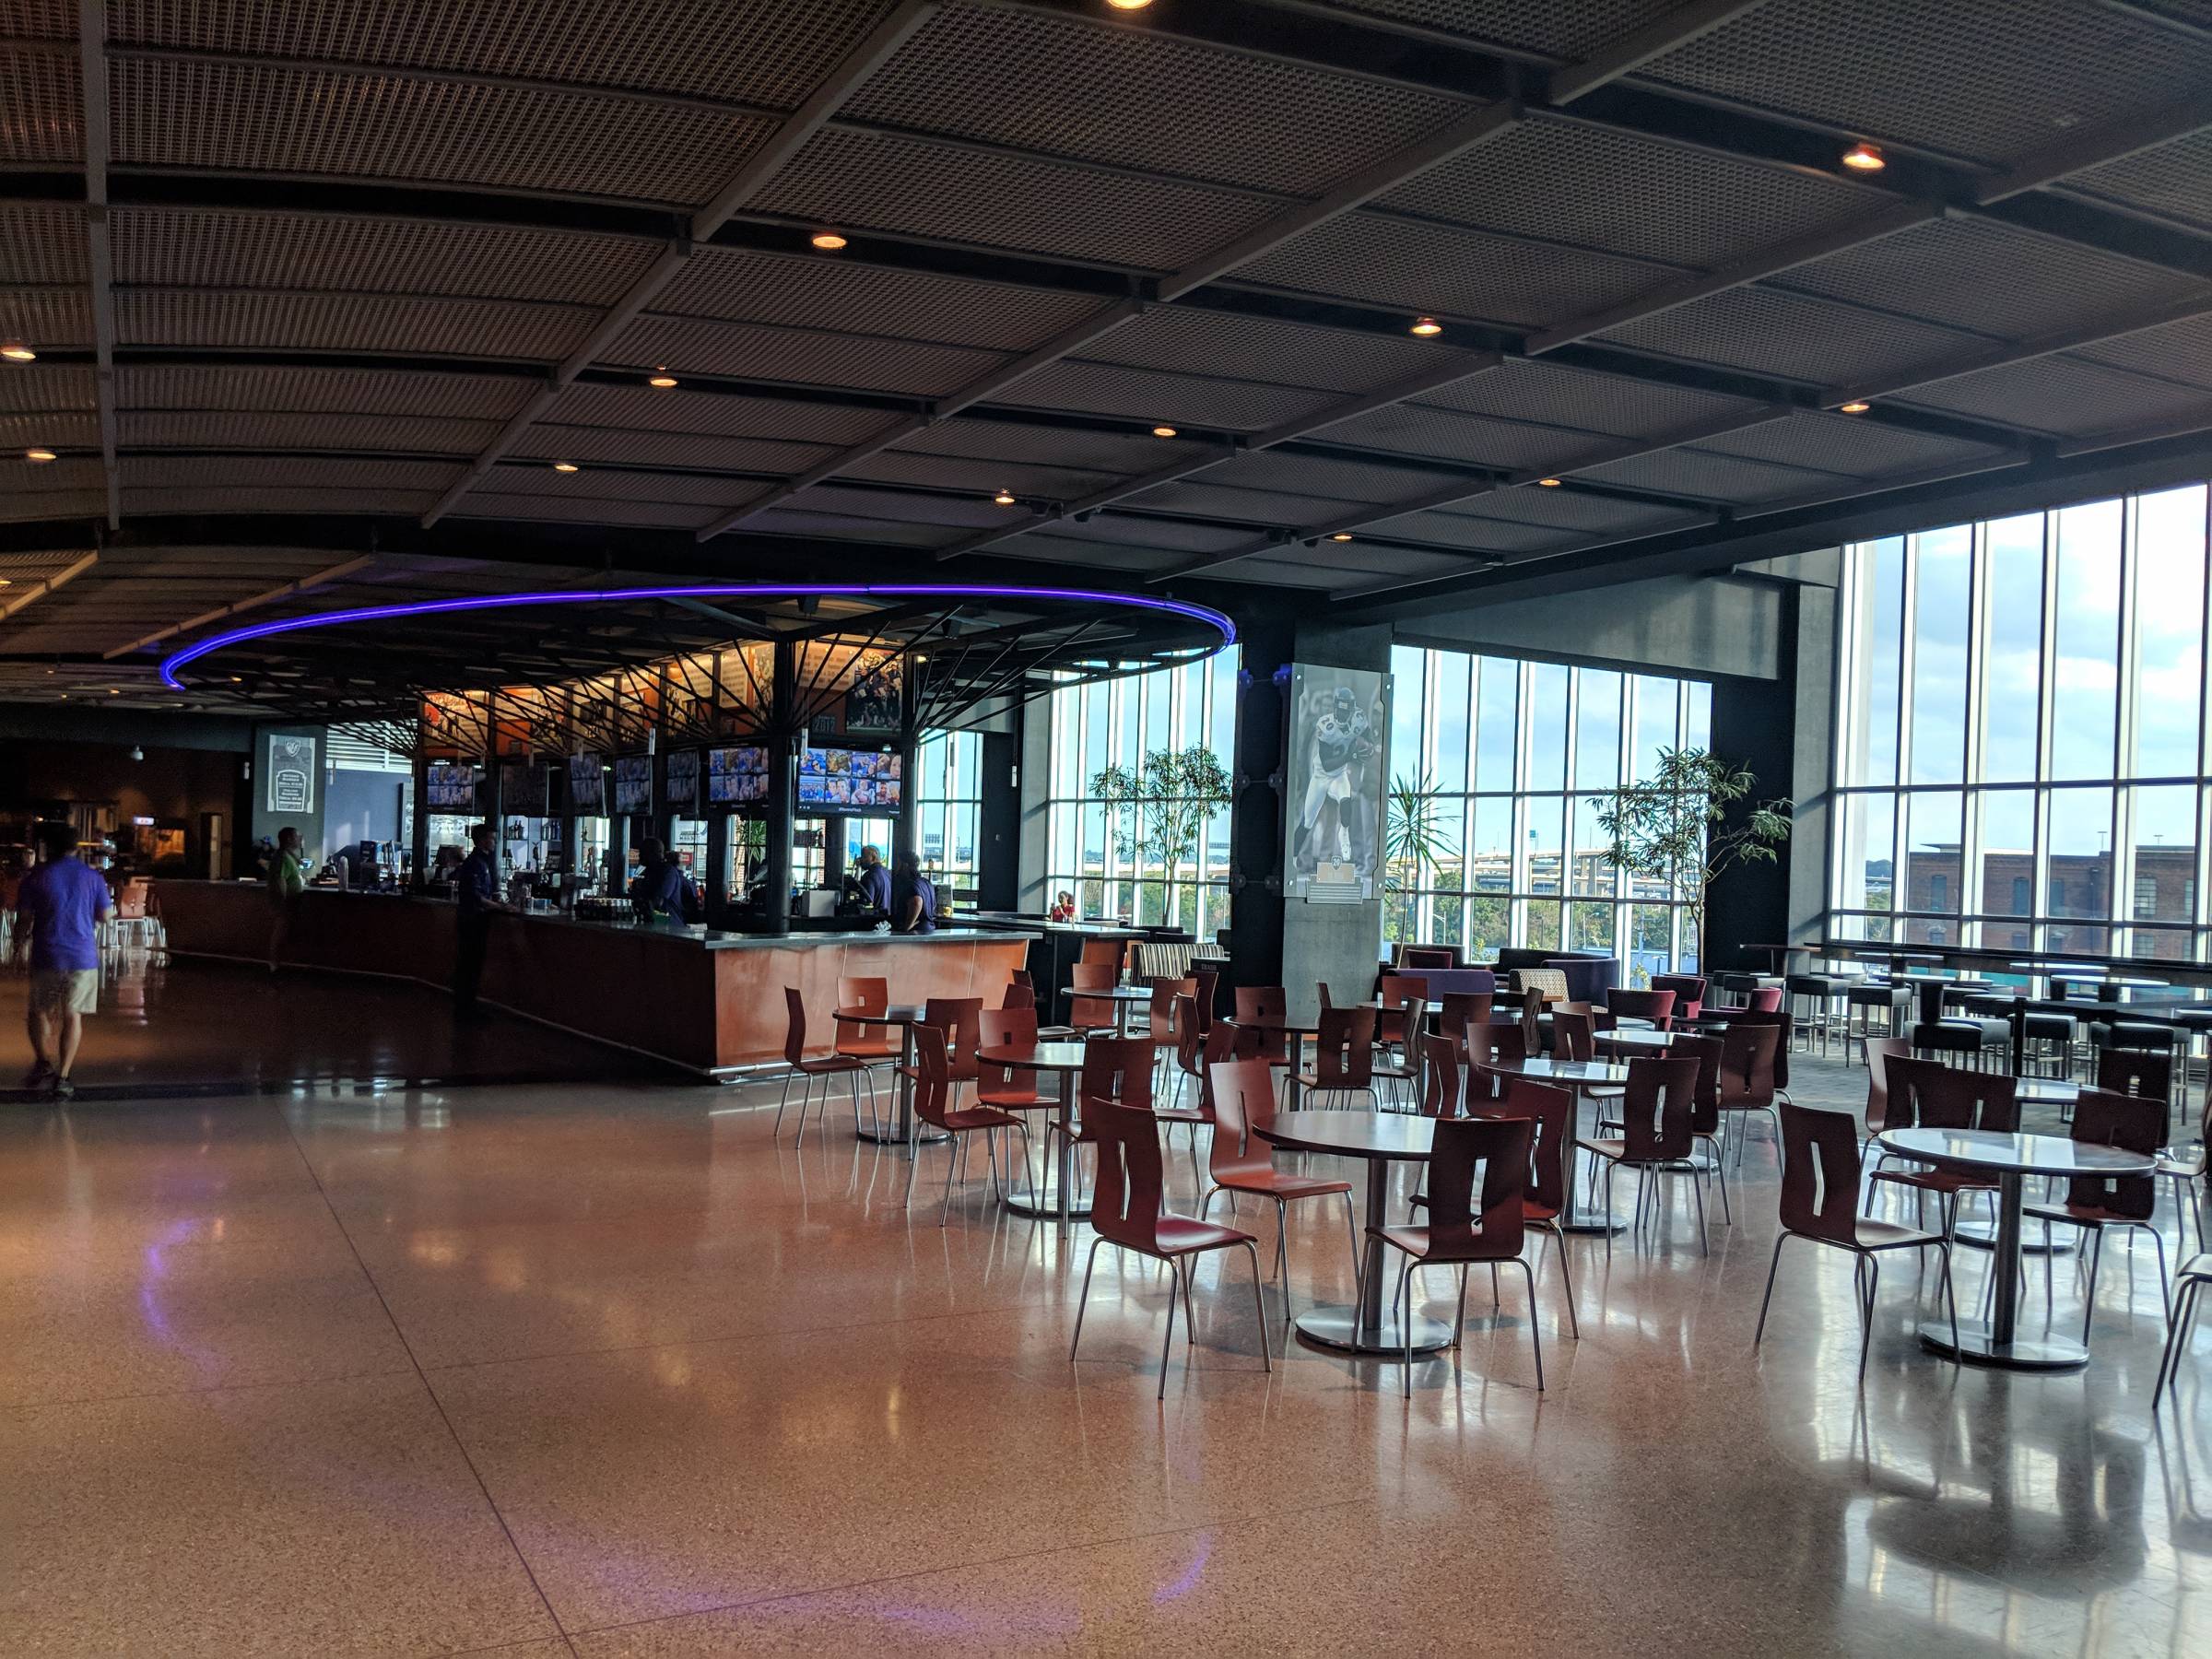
<box><xmin>1591</xmin><ymin>747</ymin><xmax>1791</xmax><ymax>968</ymax></box>
<box><xmin>1384</xmin><ymin>769</ymin><xmax>1451</xmax><ymax>944</ymax></box>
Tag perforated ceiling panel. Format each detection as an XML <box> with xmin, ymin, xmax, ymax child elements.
<box><xmin>541</xmin><ymin>383</ymin><xmax>900</xmax><ymax>445</ymax></box>
<box><xmin>1643</xmin><ymin>0</ymin><xmax>2212</xmax><ymax>165</ymax></box>
<box><xmin>1313</xmin><ymin>1</ymin><xmax>1683</xmax><ymax>61</ymax></box>
<box><xmin>110</xmin><ymin>0</ymin><xmax>896</xmax><ymax>107</ymax></box>
<box><xmin>782</xmin><ymin>484</ymin><xmax>1010</xmax><ymax>531</ymax></box>
<box><xmin>752</xmin><ymin>127</ymin><xmax>1282</xmax><ymax>271</ymax></box>
<box><xmin>1699</xmin><ymin>412</ymin><xmax>2009</xmax><ymax>478</ymax></box>
<box><xmin>483</xmin><ymin>463</ymin><xmax>765</xmax><ymax>508</ymax></box>
<box><xmin>846</xmin><ymin>4</ymin><xmax>1481</xmax><ymax>196</ymax></box>
<box><xmin>1773</xmin><ymin>218</ymin><xmax>2203</xmax><ymax>340</ymax></box>
<box><xmin>455</xmin><ymin>492</ymin><xmax>731</xmax><ymax>530</ymax></box>
<box><xmin>1595</xmin><ymin>285</ymin><xmax>1978</xmax><ymax>388</ymax></box>
<box><xmin>0</xmin><ymin>206</ymin><xmax>89</xmax><ymax>286</ymax></box>
<box><xmin>1036</xmin><ymin>514</ymin><xmax>1252</xmax><ymax>555</ymax></box>
<box><xmin>1198</xmin><ymin>448</ymin><xmax>1468</xmax><ymax>506</ymax></box>
<box><xmin>1086</xmin><ymin>308</ymin><xmax>1482</xmax><ymax>396</ymax></box>
<box><xmin>1359</xmin><ymin>507</ymin><xmax>1566</xmax><ymax>552</ymax></box>
<box><xmin>116</xmin><ymin>291</ymin><xmax>601</xmax><ymax>361</ymax></box>
<box><xmin>2</xmin><ymin>409</ymin><xmax>98</xmax><ymax>451</ymax></box>
<box><xmin>740</xmin><ymin>508</ymin><xmax>965</xmax><ymax>548</ymax></box>
<box><xmin>1315</xmin><ymin>403</ymin><xmax>1618</xmax><ymax>472</ymax></box>
<box><xmin>112</xmin><ymin>58</ymin><xmax>778</xmax><ymax>205</ymax></box>
<box><xmin>1123</xmin><ymin>479</ymin><xmax>1357</xmax><ymax>528</ymax></box>
<box><xmin>2072</xmin><ymin>313</ymin><xmax>2212</xmax><ymax>394</ymax></box>
<box><xmin>1421</xmin><ymin>357</ymin><xmax>1765</xmax><ymax>436</ymax></box>
<box><xmin>1577</xmin><ymin>446</ymin><xmax>1841</xmax><ymax>504</ymax></box>
<box><xmin>844</xmin><ymin>449</ymin><xmax>1123</xmax><ymax>500</ymax></box>
<box><xmin>0</xmin><ymin>364</ymin><xmax>95</xmax><ymax>415</ymax></box>
<box><xmin>1456</xmin><ymin>482</ymin><xmax>1701</xmax><ymax>533</ymax></box>
<box><xmin>508</xmin><ymin>427</ymin><xmax>838</xmax><ymax>474</ymax></box>
<box><xmin>121</xmin><ymin>409</ymin><xmax>500</xmax><ymax>455</ymax></box>
<box><xmin>606</xmin><ymin>317</ymin><xmax>1007</xmax><ymax>397</ymax></box>
<box><xmin>1240</xmin><ymin>213</ymin><xmax>1664</xmax><ymax>328</ymax></box>
<box><xmin>0</xmin><ymin>289</ymin><xmax>91</xmax><ymax>350</ymax></box>
<box><xmin>659</xmin><ymin>250</ymin><xmax>1100</xmax><ymax>350</ymax></box>
<box><xmin>894</xmin><ymin>418</ymin><xmax>1206</xmax><ymax>477</ymax></box>
<box><xmin>1377</xmin><ymin>116</ymin><xmax>1882</xmax><ymax>268</ymax></box>
<box><xmin>1897</xmin><ymin>355</ymin><xmax>2212</xmax><ymax>437</ymax></box>
<box><xmin>0</xmin><ymin>47</ymin><xmax>81</xmax><ymax>163</ymax></box>
<box><xmin>2063</xmin><ymin>130</ymin><xmax>2212</xmax><ymax>236</ymax></box>
<box><xmin>117</xmin><ymin>365</ymin><xmax>538</xmax><ymax>420</ymax></box>
<box><xmin>111</xmin><ymin>210</ymin><xmax>663</xmax><ymax>304</ymax></box>
<box><xmin>995</xmin><ymin>360</ymin><xmax>1340</xmax><ymax>431</ymax></box>
<box><xmin>992</xmin><ymin>531</ymin><xmax>1186</xmax><ymax>573</ymax></box>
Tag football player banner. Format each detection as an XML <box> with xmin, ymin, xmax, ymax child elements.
<box><xmin>1284</xmin><ymin>664</ymin><xmax>1390</xmax><ymax>900</ymax></box>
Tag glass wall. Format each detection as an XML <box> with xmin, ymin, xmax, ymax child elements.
<box><xmin>1386</xmin><ymin>644</ymin><xmax>1712</xmax><ymax>978</ymax></box>
<box><xmin>1041</xmin><ymin>651</ymin><xmax>1238</xmax><ymax>933</ymax></box>
<box><xmin>911</xmin><ymin>730</ymin><xmax>982</xmax><ymax>908</ymax></box>
<box><xmin>1830</xmin><ymin>483</ymin><xmax>2211</xmax><ymax>960</ymax></box>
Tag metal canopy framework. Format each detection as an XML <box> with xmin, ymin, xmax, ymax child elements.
<box><xmin>3</xmin><ymin>0</ymin><xmax>2211</xmax><ymax>666</ymax></box>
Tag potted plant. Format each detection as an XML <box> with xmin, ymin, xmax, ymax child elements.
<box><xmin>1089</xmin><ymin>746</ymin><xmax>1233</xmax><ymax>930</ymax></box>
<box><xmin>1383</xmin><ymin>769</ymin><xmax>1452</xmax><ymax>947</ymax></box>
<box><xmin>1590</xmin><ymin>747</ymin><xmax>1791</xmax><ymax>971</ymax></box>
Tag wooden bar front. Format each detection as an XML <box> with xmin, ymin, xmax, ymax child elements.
<box><xmin>154</xmin><ymin>882</ymin><xmax>1032</xmax><ymax>1076</ymax></box>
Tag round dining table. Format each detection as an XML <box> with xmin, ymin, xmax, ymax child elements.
<box><xmin>976</xmin><ymin>1040</ymin><xmax>1092</xmax><ymax>1231</ymax></box>
<box><xmin>1877</xmin><ymin>1126</ymin><xmax>2155</xmax><ymax>1371</ymax></box>
<box><xmin>1252</xmin><ymin>1110</ymin><xmax>1453</xmax><ymax>1357</ymax></box>
<box><xmin>1480</xmin><ymin>1057</ymin><xmax>1632</xmax><ymax>1233</ymax></box>
<box><xmin>831</xmin><ymin>1004</ymin><xmax>948</xmax><ymax>1146</ymax></box>
<box><xmin>1057</xmin><ymin>983</ymin><xmax>1153</xmax><ymax>1035</ymax></box>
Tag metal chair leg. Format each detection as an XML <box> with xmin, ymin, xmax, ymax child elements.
<box><xmin>1069</xmin><ymin>1237</ymin><xmax>1106</xmax><ymax>1360</ymax></box>
<box><xmin>1543</xmin><ymin>1224</ymin><xmax>1580</xmax><ymax>1338</ymax></box>
<box><xmin>1753</xmin><ymin>1234</ymin><xmax>1789</xmax><ymax>1346</ymax></box>
<box><xmin>773</xmin><ymin>1069</ymin><xmax>796</xmax><ymax>1137</ymax></box>
<box><xmin>1401</xmin><ymin>1259</ymin><xmax>1418</xmax><ymax>1396</ymax></box>
<box><xmin>1858</xmin><ymin>1256</ymin><xmax>1881</xmax><ymax>1383</ymax></box>
<box><xmin>2155</xmin><ymin>1275</ymin><xmax>2203</xmax><ymax>1406</ymax></box>
<box><xmin>1159</xmin><ymin>1259</ymin><xmax>1181</xmax><ymax>1400</ymax></box>
<box><xmin>1513</xmin><ymin>1255</ymin><xmax>1545</xmax><ymax>1390</ymax></box>
<box><xmin>2081</xmin><ymin>1228</ymin><xmax>2106</xmax><ymax>1346</ymax></box>
<box><xmin>1242</xmin><ymin>1241</ymin><xmax>1272</xmax><ymax>1373</ymax></box>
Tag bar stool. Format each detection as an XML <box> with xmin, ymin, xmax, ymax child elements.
<box><xmin>1843</xmin><ymin>982</ymin><xmax>1910</xmax><ymax>1064</ymax></box>
<box><xmin>2091</xmin><ymin>1020</ymin><xmax>2187</xmax><ymax>1129</ymax></box>
<box><xmin>1785</xmin><ymin>971</ymin><xmax>1849</xmax><ymax>1057</ymax></box>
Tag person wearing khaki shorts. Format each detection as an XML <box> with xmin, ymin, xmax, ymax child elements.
<box><xmin>12</xmin><ymin>821</ymin><xmax>114</xmax><ymax>1101</ymax></box>
<box><xmin>30</xmin><ymin>969</ymin><xmax>99</xmax><ymax>1021</ymax></box>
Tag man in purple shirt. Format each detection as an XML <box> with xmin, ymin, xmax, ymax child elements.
<box><xmin>13</xmin><ymin>821</ymin><xmax>114</xmax><ymax>1100</ymax></box>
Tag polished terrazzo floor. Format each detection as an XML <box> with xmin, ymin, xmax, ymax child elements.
<box><xmin>4</xmin><ymin>1033</ymin><xmax>2208</xmax><ymax>1656</ymax></box>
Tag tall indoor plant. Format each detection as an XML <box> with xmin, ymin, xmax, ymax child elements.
<box><xmin>1384</xmin><ymin>769</ymin><xmax>1452</xmax><ymax>947</ymax></box>
<box><xmin>1089</xmin><ymin>746</ymin><xmax>1233</xmax><ymax>928</ymax></box>
<box><xmin>1591</xmin><ymin>747</ymin><xmax>1791</xmax><ymax>970</ymax></box>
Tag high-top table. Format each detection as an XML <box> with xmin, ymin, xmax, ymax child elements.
<box><xmin>1877</xmin><ymin>1126</ymin><xmax>2154</xmax><ymax>1371</ymax></box>
<box><xmin>1252</xmin><ymin>1110</ymin><xmax>1452</xmax><ymax>1357</ymax></box>
<box><xmin>976</xmin><ymin>1039</ymin><xmax>1091</xmax><ymax>1233</ymax></box>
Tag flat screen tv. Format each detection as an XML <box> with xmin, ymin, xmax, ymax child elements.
<box><xmin>568</xmin><ymin>752</ymin><xmax>604</xmax><ymax>812</ymax></box>
<box><xmin>799</xmin><ymin>746</ymin><xmax>900</xmax><ymax>812</ymax></box>
<box><xmin>425</xmin><ymin>761</ymin><xmax>477</xmax><ymax>810</ymax></box>
<box><xmin>706</xmin><ymin>744</ymin><xmax>768</xmax><ymax>805</ymax></box>
<box><xmin>664</xmin><ymin>748</ymin><xmax>700</xmax><ymax>809</ymax></box>
<box><xmin>612</xmin><ymin>755</ymin><xmax>653</xmax><ymax>817</ymax></box>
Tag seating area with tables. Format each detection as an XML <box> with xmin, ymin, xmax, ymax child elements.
<box><xmin>9</xmin><ymin>4</ymin><xmax>2212</xmax><ymax>1654</ymax></box>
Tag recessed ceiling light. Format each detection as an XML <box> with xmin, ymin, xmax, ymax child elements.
<box><xmin>1841</xmin><ymin>142</ymin><xmax>1886</xmax><ymax>172</ymax></box>
<box><xmin>1151</xmin><ymin>425</ymin><xmax>1178</xmax><ymax>438</ymax></box>
<box><xmin>553</xmin><ymin>460</ymin><xmax>580</xmax><ymax>473</ymax></box>
<box><xmin>229</xmin><ymin>676</ymin><xmax>242</xmax><ymax>683</ymax></box>
<box><xmin>108</xmin><ymin>687</ymin><xmax>119</xmax><ymax>695</ymax></box>
<box><xmin>25</xmin><ymin>447</ymin><xmax>56</xmax><ymax>463</ymax></box>
<box><xmin>1838</xmin><ymin>400</ymin><xmax>1871</xmax><ymax>414</ymax></box>
<box><xmin>1536</xmin><ymin>477</ymin><xmax>1562</xmax><ymax>488</ymax></box>
<box><xmin>1409</xmin><ymin>316</ymin><xmax>1443</xmax><ymax>336</ymax></box>
<box><xmin>810</xmin><ymin>230</ymin><xmax>848</xmax><ymax>251</ymax></box>
<box><xmin>0</xmin><ymin>340</ymin><xmax>34</xmax><ymax>362</ymax></box>
<box><xmin>1330</xmin><ymin>532</ymin><xmax>1354</xmax><ymax>542</ymax></box>
<box><xmin>993</xmin><ymin>488</ymin><xmax>1017</xmax><ymax>506</ymax></box>
<box><xmin>1105</xmin><ymin>0</ymin><xmax>1155</xmax><ymax>9</ymax></box>
<box><xmin>0</xmin><ymin>578</ymin><xmax>10</xmax><ymax>588</ymax></box>
<box><xmin>648</xmin><ymin>369</ymin><xmax>678</xmax><ymax>388</ymax></box>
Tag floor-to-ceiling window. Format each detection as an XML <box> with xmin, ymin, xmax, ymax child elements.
<box><xmin>1830</xmin><ymin>483</ymin><xmax>2210</xmax><ymax>961</ymax></box>
<box><xmin>911</xmin><ymin>729</ymin><xmax>982</xmax><ymax>909</ymax></box>
<box><xmin>1386</xmin><ymin>644</ymin><xmax>1712</xmax><ymax>977</ymax></box>
<box><xmin>1041</xmin><ymin>651</ymin><xmax>1238</xmax><ymax>934</ymax></box>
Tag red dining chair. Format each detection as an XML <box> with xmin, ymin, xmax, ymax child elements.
<box><xmin>1294</xmin><ymin>1006</ymin><xmax>1377</xmax><ymax>1108</ymax></box>
<box><xmin>776</xmin><ymin>986</ymin><xmax>878</xmax><ymax>1142</ymax></box>
<box><xmin>1665</xmin><ymin>1030</ymin><xmax>1728</xmax><ymax>1219</ymax></box>
<box><xmin>1651</xmin><ymin>974</ymin><xmax>1706</xmax><ymax>1021</ymax></box>
<box><xmin>1209</xmin><ymin>1018</ymin><xmax>1265</xmax><ymax>1064</ymax></box>
<box><xmin>1071</xmin><ymin>962</ymin><xmax>1115</xmax><ymax>992</ymax></box>
<box><xmin>1608</xmin><ymin>988</ymin><xmax>1677</xmax><ymax>1030</ymax></box>
<box><xmin>1551</xmin><ymin>1004</ymin><xmax>1596</xmax><ymax>1062</ymax></box>
<box><xmin>978</xmin><ymin>1006</ymin><xmax>1053</xmax><ymax>1206</ymax></box>
<box><xmin>902</xmin><ymin>1024</ymin><xmax>1024</xmax><ymax>1225</ymax></box>
<box><xmin>1417</xmin><ymin>1031</ymin><xmax>1463</xmax><ymax>1118</ymax></box>
<box><xmin>1713</xmin><ymin>1020</ymin><xmax>1784</xmax><ymax>1175</ymax></box>
<box><xmin>1200</xmin><ymin>1056</ymin><xmax>1358</xmax><ymax>1314</ymax></box>
<box><xmin>834</xmin><ymin>974</ymin><xmax>900</xmax><ymax>1075</ymax></box>
<box><xmin>912</xmin><ymin>995</ymin><xmax>983</xmax><ymax>1110</ymax></box>
<box><xmin>1399</xmin><ymin>946</ymin><xmax>1456</xmax><ymax>971</ymax></box>
<box><xmin>1747</xmin><ymin>984</ymin><xmax>1785</xmax><ymax>1013</ymax></box>
<box><xmin>1071</xmin><ymin>1097</ymin><xmax>1271</xmax><ymax>1398</ymax></box>
<box><xmin>1475</xmin><ymin>1021</ymin><xmax>1529</xmax><ymax>1067</ymax></box>
<box><xmin>1154</xmin><ymin>994</ymin><xmax>1210</xmax><ymax>1190</ymax></box>
<box><xmin>1365</xmin><ymin>1113</ymin><xmax>1543</xmax><ymax>1394</ymax></box>
<box><xmin>1147</xmin><ymin>975</ymin><xmax>1198</xmax><ymax>1067</ymax></box>
<box><xmin>1755</xmin><ymin>1103</ymin><xmax>1960</xmax><ymax>1382</ymax></box>
<box><xmin>1516</xmin><ymin>987</ymin><xmax>1545</xmax><ymax>1055</ymax></box>
<box><xmin>1469</xmin><ymin>1077</ymin><xmax>1582</xmax><ymax>1337</ymax></box>
<box><xmin>1863</xmin><ymin>1036</ymin><xmax>1914</xmax><ymax>1152</ymax></box>
<box><xmin>1233</xmin><ymin>986</ymin><xmax>1291</xmax><ymax>1066</ymax></box>
<box><xmin>1870</xmin><ymin>1058</ymin><xmax>2017</xmax><ymax>1234</ymax></box>
<box><xmin>1372</xmin><ymin>982</ymin><xmax>1428</xmax><ymax>1109</ymax></box>
<box><xmin>2026</xmin><ymin>1087</ymin><xmax>2171</xmax><ymax>1344</ymax></box>
<box><xmin>1001</xmin><ymin>971</ymin><xmax>1036</xmax><ymax>1011</ymax></box>
<box><xmin>1577</xmin><ymin>1054</ymin><xmax>1709</xmax><ymax>1255</ymax></box>
<box><xmin>1438</xmin><ymin>991</ymin><xmax>1492</xmax><ymax>1058</ymax></box>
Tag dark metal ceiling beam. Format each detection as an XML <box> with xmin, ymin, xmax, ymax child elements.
<box><xmin>1542</xmin><ymin>0</ymin><xmax>1769</xmax><ymax>104</ymax></box>
<box><xmin>418</xmin><ymin>0</ymin><xmax>940</xmax><ymax>529</ymax></box>
<box><xmin>76</xmin><ymin>0</ymin><xmax>118</xmax><ymax>530</ymax></box>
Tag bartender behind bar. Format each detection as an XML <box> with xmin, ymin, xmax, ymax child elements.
<box><xmin>850</xmin><ymin>844</ymin><xmax>892</xmax><ymax>919</ymax></box>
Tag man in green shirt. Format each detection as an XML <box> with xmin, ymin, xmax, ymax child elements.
<box><xmin>265</xmin><ymin>826</ymin><xmax>308</xmax><ymax>971</ymax></box>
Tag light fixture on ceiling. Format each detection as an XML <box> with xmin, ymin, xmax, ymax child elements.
<box><xmin>1151</xmin><ymin>425</ymin><xmax>1177</xmax><ymax>438</ymax></box>
<box><xmin>1330</xmin><ymin>532</ymin><xmax>1354</xmax><ymax>542</ymax></box>
<box><xmin>1409</xmin><ymin>316</ymin><xmax>1443</xmax><ymax>336</ymax></box>
<box><xmin>0</xmin><ymin>340</ymin><xmax>33</xmax><ymax>362</ymax></box>
<box><xmin>229</xmin><ymin>676</ymin><xmax>242</xmax><ymax>683</ymax></box>
<box><xmin>130</xmin><ymin>745</ymin><xmax>144</xmax><ymax>761</ymax></box>
<box><xmin>108</xmin><ymin>687</ymin><xmax>119</xmax><ymax>695</ymax></box>
<box><xmin>1536</xmin><ymin>477</ymin><xmax>1562</xmax><ymax>488</ymax></box>
<box><xmin>1105</xmin><ymin>0</ymin><xmax>1155</xmax><ymax>9</ymax></box>
<box><xmin>26</xmin><ymin>447</ymin><xmax>56</xmax><ymax>463</ymax></box>
<box><xmin>1838</xmin><ymin>400</ymin><xmax>1871</xmax><ymax>414</ymax></box>
<box><xmin>810</xmin><ymin>230</ymin><xmax>848</xmax><ymax>251</ymax></box>
<box><xmin>647</xmin><ymin>368</ymin><xmax>678</xmax><ymax>388</ymax></box>
<box><xmin>993</xmin><ymin>488</ymin><xmax>1017</xmax><ymax>506</ymax></box>
<box><xmin>1841</xmin><ymin>141</ymin><xmax>1886</xmax><ymax>172</ymax></box>
<box><xmin>553</xmin><ymin>460</ymin><xmax>580</xmax><ymax>473</ymax></box>
<box><xmin>0</xmin><ymin>578</ymin><xmax>9</xmax><ymax>587</ymax></box>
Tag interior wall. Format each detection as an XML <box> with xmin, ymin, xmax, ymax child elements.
<box><xmin>0</xmin><ymin>738</ymin><xmax>248</xmax><ymax>873</ymax></box>
<box><xmin>324</xmin><ymin>769</ymin><xmax>406</xmax><ymax>856</ymax></box>
<box><xmin>1400</xmin><ymin>571</ymin><xmax>1787</xmax><ymax>682</ymax></box>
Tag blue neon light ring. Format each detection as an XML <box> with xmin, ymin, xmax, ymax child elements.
<box><xmin>159</xmin><ymin>583</ymin><xmax>1236</xmax><ymax>690</ymax></box>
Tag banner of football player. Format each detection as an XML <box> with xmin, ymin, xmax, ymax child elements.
<box><xmin>1284</xmin><ymin>664</ymin><xmax>1390</xmax><ymax>901</ymax></box>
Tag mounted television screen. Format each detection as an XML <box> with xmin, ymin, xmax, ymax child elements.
<box><xmin>568</xmin><ymin>752</ymin><xmax>604</xmax><ymax>812</ymax></box>
<box><xmin>706</xmin><ymin>744</ymin><xmax>768</xmax><ymax>805</ymax></box>
<box><xmin>612</xmin><ymin>755</ymin><xmax>653</xmax><ymax>817</ymax></box>
<box><xmin>799</xmin><ymin>746</ymin><xmax>900</xmax><ymax>812</ymax></box>
<box><xmin>665</xmin><ymin>748</ymin><xmax>700</xmax><ymax>809</ymax></box>
<box><xmin>425</xmin><ymin>761</ymin><xmax>477</xmax><ymax>810</ymax></box>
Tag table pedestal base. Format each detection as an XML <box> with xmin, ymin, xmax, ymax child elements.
<box><xmin>1918</xmin><ymin>1316</ymin><xmax>2088</xmax><ymax>1371</ymax></box>
<box><xmin>1003</xmin><ymin>1180</ymin><xmax>1090</xmax><ymax>1220</ymax></box>
<box><xmin>1295</xmin><ymin>1307</ymin><xmax>1453</xmax><ymax>1356</ymax></box>
<box><xmin>1555</xmin><ymin>1213</ymin><xmax>1627</xmax><ymax>1237</ymax></box>
<box><xmin>856</xmin><ymin>1123</ymin><xmax>948</xmax><ymax>1146</ymax></box>
<box><xmin>1950</xmin><ymin>1220</ymin><xmax>2070</xmax><ymax>1255</ymax></box>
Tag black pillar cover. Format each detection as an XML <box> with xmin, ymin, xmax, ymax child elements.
<box><xmin>760</xmin><ymin>639</ymin><xmax>798</xmax><ymax>935</ymax></box>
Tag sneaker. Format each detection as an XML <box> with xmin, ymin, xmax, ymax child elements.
<box><xmin>22</xmin><ymin>1061</ymin><xmax>51</xmax><ymax>1091</ymax></box>
<box><xmin>48</xmin><ymin>1077</ymin><xmax>74</xmax><ymax>1101</ymax></box>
